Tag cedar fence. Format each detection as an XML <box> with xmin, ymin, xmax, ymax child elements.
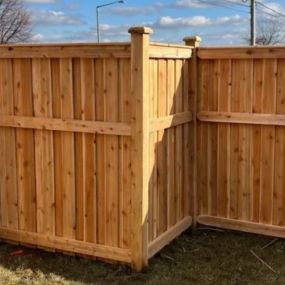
<box><xmin>0</xmin><ymin>27</ymin><xmax>194</xmax><ymax>271</ymax></box>
<box><xmin>1</xmin><ymin>26</ymin><xmax>285</xmax><ymax>271</ymax></box>
<box><xmin>196</xmin><ymin>47</ymin><xmax>285</xmax><ymax>237</ymax></box>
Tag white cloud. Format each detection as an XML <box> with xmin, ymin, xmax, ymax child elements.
<box><xmin>175</xmin><ymin>0</ymin><xmax>209</xmax><ymax>8</ymax></box>
<box><xmin>156</xmin><ymin>14</ymin><xmax>245</xmax><ymax>29</ymax></box>
<box><xmin>31</xmin><ymin>33</ymin><xmax>45</xmax><ymax>42</ymax></box>
<box><xmin>157</xmin><ymin>16</ymin><xmax>210</xmax><ymax>27</ymax></box>
<box><xmin>109</xmin><ymin>3</ymin><xmax>167</xmax><ymax>16</ymax></box>
<box><xmin>174</xmin><ymin>0</ymin><xmax>248</xmax><ymax>8</ymax></box>
<box><xmin>31</xmin><ymin>10</ymin><xmax>84</xmax><ymax>26</ymax></box>
<box><xmin>31</xmin><ymin>23</ymin><xmax>131</xmax><ymax>43</ymax></box>
<box><xmin>216</xmin><ymin>15</ymin><xmax>244</xmax><ymax>24</ymax></box>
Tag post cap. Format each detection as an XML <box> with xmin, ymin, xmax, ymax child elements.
<box><xmin>183</xmin><ymin>36</ymin><xmax>202</xmax><ymax>47</ymax></box>
<box><xmin>128</xmin><ymin>26</ymin><xmax>154</xmax><ymax>35</ymax></box>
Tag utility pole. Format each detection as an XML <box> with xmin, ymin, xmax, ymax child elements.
<box><xmin>250</xmin><ymin>0</ymin><xmax>256</xmax><ymax>45</ymax></box>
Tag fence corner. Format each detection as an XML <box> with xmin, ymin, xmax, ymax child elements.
<box><xmin>128</xmin><ymin>26</ymin><xmax>153</xmax><ymax>271</ymax></box>
<box><xmin>183</xmin><ymin>35</ymin><xmax>201</xmax><ymax>229</ymax></box>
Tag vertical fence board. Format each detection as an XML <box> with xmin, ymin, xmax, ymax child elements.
<box><xmin>237</xmin><ymin>60</ymin><xmax>251</xmax><ymax>221</ymax></box>
<box><xmin>149</xmin><ymin>60</ymin><xmax>158</xmax><ymax>242</ymax></box>
<box><xmin>260</xmin><ymin>59</ymin><xmax>277</xmax><ymax>225</ymax></box>
<box><xmin>52</xmin><ymin>59</ymin><xmax>76</xmax><ymax>238</ymax></box>
<box><xmin>61</xmin><ymin>59</ymin><xmax>76</xmax><ymax>239</ymax></box>
<box><xmin>274</xmin><ymin>59</ymin><xmax>285</xmax><ymax>226</ymax></box>
<box><xmin>0</xmin><ymin>59</ymin><xmax>18</xmax><ymax>229</ymax></box>
<box><xmin>73</xmin><ymin>58</ymin><xmax>84</xmax><ymax>241</ymax></box>
<box><xmin>175</xmin><ymin>60</ymin><xmax>184</xmax><ymax>221</ymax></box>
<box><xmin>250</xmin><ymin>59</ymin><xmax>263</xmax><ymax>223</ymax></box>
<box><xmin>183</xmin><ymin>59</ymin><xmax>191</xmax><ymax>218</ymax></box>
<box><xmin>198</xmin><ymin>60</ymin><xmax>209</xmax><ymax>215</ymax></box>
<box><xmin>217</xmin><ymin>59</ymin><xmax>231</xmax><ymax>218</ymax></box>
<box><xmin>167</xmin><ymin>60</ymin><xmax>176</xmax><ymax>227</ymax></box>
<box><xmin>229</xmin><ymin>60</ymin><xmax>241</xmax><ymax>220</ymax></box>
<box><xmin>32</xmin><ymin>58</ymin><xmax>55</xmax><ymax>235</ymax></box>
<box><xmin>157</xmin><ymin>60</ymin><xmax>167</xmax><ymax>236</ymax></box>
<box><xmin>52</xmin><ymin>59</ymin><xmax>63</xmax><ymax>237</ymax></box>
<box><xmin>105</xmin><ymin>59</ymin><xmax>119</xmax><ymax>247</ymax></box>
<box><xmin>119</xmin><ymin>59</ymin><xmax>132</xmax><ymax>249</ymax></box>
<box><xmin>14</xmin><ymin>59</ymin><xmax>36</xmax><ymax>232</ymax></box>
<box><xmin>208</xmin><ymin>60</ymin><xmax>218</xmax><ymax>217</ymax></box>
<box><xmin>95</xmin><ymin>59</ymin><xmax>106</xmax><ymax>246</ymax></box>
<box><xmin>74</xmin><ymin>59</ymin><xmax>96</xmax><ymax>243</ymax></box>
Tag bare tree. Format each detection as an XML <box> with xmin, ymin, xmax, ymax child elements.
<box><xmin>0</xmin><ymin>0</ymin><xmax>31</xmax><ymax>44</ymax></box>
<box><xmin>255</xmin><ymin>18</ymin><xmax>285</xmax><ymax>45</ymax></box>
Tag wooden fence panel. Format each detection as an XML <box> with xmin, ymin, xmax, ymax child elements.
<box><xmin>197</xmin><ymin>48</ymin><xmax>285</xmax><ymax>236</ymax></box>
<box><xmin>4</xmin><ymin>36</ymin><xmax>285</xmax><ymax>270</ymax></box>
<box><xmin>0</xmin><ymin>44</ymin><xmax>134</xmax><ymax>265</ymax></box>
<box><xmin>148</xmin><ymin>41</ymin><xmax>193</xmax><ymax>258</ymax></box>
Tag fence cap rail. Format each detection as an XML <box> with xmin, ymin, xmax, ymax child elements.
<box><xmin>198</xmin><ymin>46</ymin><xmax>285</xmax><ymax>59</ymax></box>
<box><xmin>0</xmin><ymin>42</ymin><xmax>131</xmax><ymax>47</ymax></box>
<box><xmin>0</xmin><ymin>43</ymin><xmax>131</xmax><ymax>58</ymax></box>
<box><xmin>150</xmin><ymin>42</ymin><xmax>192</xmax><ymax>50</ymax></box>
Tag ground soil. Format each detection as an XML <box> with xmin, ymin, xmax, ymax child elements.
<box><xmin>0</xmin><ymin>229</ymin><xmax>284</xmax><ymax>284</ymax></box>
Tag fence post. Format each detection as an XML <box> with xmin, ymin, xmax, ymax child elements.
<box><xmin>128</xmin><ymin>26</ymin><xmax>153</xmax><ymax>271</ymax></box>
<box><xmin>183</xmin><ymin>36</ymin><xmax>202</xmax><ymax>228</ymax></box>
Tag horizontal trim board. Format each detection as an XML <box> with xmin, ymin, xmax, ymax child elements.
<box><xmin>0</xmin><ymin>44</ymin><xmax>131</xmax><ymax>58</ymax></box>
<box><xmin>198</xmin><ymin>111</ymin><xmax>285</xmax><ymax>126</ymax></box>
<box><xmin>150</xmin><ymin>42</ymin><xmax>193</xmax><ymax>50</ymax></box>
<box><xmin>0</xmin><ymin>227</ymin><xmax>131</xmax><ymax>263</ymax></box>
<box><xmin>148</xmin><ymin>216</ymin><xmax>192</xmax><ymax>259</ymax></box>
<box><xmin>149</xmin><ymin>54</ymin><xmax>192</xmax><ymax>59</ymax></box>
<box><xmin>150</xmin><ymin>112</ymin><xmax>193</xmax><ymax>132</ymax></box>
<box><xmin>0</xmin><ymin>115</ymin><xmax>131</xmax><ymax>136</ymax></box>
<box><xmin>149</xmin><ymin>45</ymin><xmax>192</xmax><ymax>59</ymax></box>
<box><xmin>198</xmin><ymin>47</ymin><xmax>285</xmax><ymax>59</ymax></box>
<box><xmin>198</xmin><ymin>216</ymin><xmax>285</xmax><ymax>239</ymax></box>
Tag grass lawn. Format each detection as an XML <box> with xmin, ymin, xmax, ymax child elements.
<box><xmin>0</xmin><ymin>229</ymin><xmax>284</xmax><ymax>285</ymax></box>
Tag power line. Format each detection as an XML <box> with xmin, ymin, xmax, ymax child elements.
<box><xmin>221</xmin><ymin>0</ymin><xmax>249</xmax><ymax>8</ymax></box>
<box><xmin>256</xmin><ymin>1</ymin><xmax>285</xmax><ymax>19</ymax></box>
<box><xmin>256</xmin><ymin>4</ymin><xmax>282</xmax><ymax>18</ymax></box>
<box><xmin>198</xmin><ymin>0</ymin><xmax>249</xmax><ymax>13</ymax></box>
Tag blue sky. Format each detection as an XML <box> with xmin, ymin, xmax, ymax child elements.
<box><xmin>24</xmin><ymin>0</ymin><xmax>285</xmax><ymax>45</ymax></box>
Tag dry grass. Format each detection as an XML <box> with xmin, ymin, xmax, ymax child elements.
<box><xmin>0</xmin><ymin>230</ymin><xmax>284</xmax><ymax>285</ymax></box>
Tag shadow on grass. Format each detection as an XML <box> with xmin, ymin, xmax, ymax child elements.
<box><xmin>0</xmin><ymin>230</ymin><xmax>284</xmax><ymax>285</ymax></box>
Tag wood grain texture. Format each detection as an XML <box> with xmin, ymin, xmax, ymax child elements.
<box><xmin>197</xmin><ymin>52</ymin><xmax>285</xmax><ymax>236</ymax></box>
<box><xmin>129</xmin><ymin>30</ymin><xmax>151</xmax><ymax>271</ymax></box>
<box><xmin>0</xmin><ymin>59</ymin><xmax>18</xmax><ymax>229</ymax></box>
<box><xmin>198</xmin><ymin>47</ymin><xmax>285</xmax><ymax>59</ymax></box>
<box><xmin>32</xmin><ymin>58</ymin><xmax>55</xmax><ymax>235</ymax></box>
<box><xmin>5</xmin><ymin>37</ymin><xmax>285</xmax><ymax>271</ymax></box>
<box><xmin>14</xmin><ymin>59</ymin><xmax>36</xmax><ymax>232</ymax></box>
<box><xmin>0</xmin><ymin>39</ymin><xmax>194</xmax><ymax>270</ymax></box>
<box><xmin>0</xmin><ymin>44</ymin><xmax>131</xmax><ymax>58</ymax></box>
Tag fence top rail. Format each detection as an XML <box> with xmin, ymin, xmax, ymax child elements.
<box><xmin>149</xmin><ymin>42</ymin><xmax>192</xmax><ymax>59</ymax></box>
<box><xmin>198</xmin><ymin>46</ymin><xmax>285</xmax><ymax>59</ymax></box>
<box><xmin>0</xmin><ymin>42</ymin><xmax>131</xmax><ymax>47</ymax></box>
<box><xmin>150</xmin><ymin>42</ymin><xmax>192</xmax><ymax>50</ymax></box>
<box><xmin>0</xmin><ymin>42</ymin><xmax>131</xmax><ymax>58</ymax></box>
